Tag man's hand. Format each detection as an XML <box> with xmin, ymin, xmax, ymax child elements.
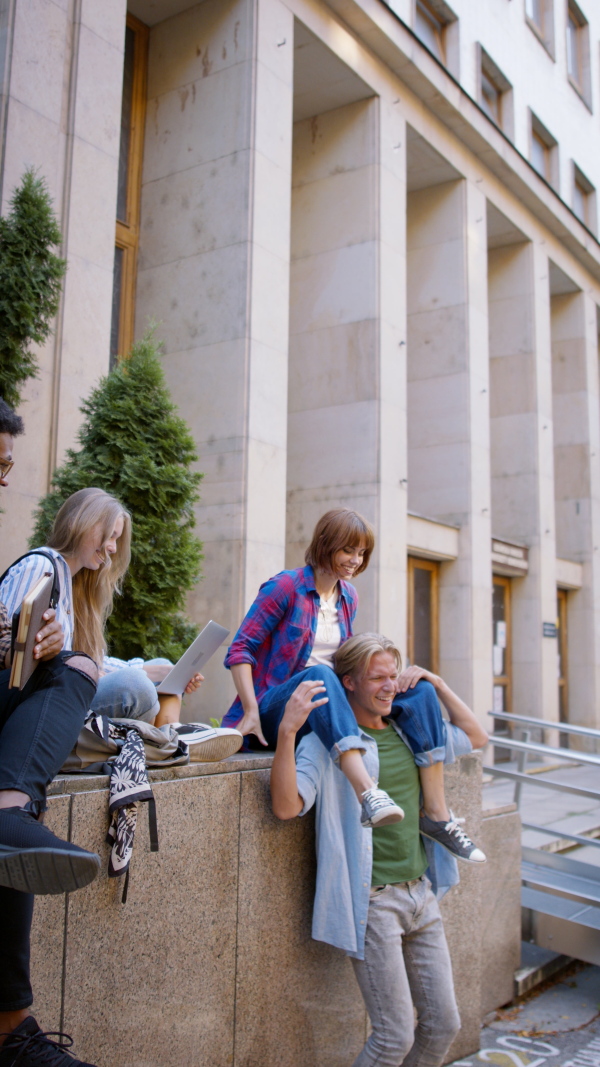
<box><xmin>184</xmin><ymin>672</ymin><xmax>204</xmax><ymax>695</ymax></box>
<box><xmin>396</xmin><ymin>664</ymin><xmax>439</xmax><ymax>693</ymax></box>
<box><xmin>34</xmin><ymin>609</ymin><xmax>65</xmax><ymax>661</ymax></box>
<box><xmin>237</xmin><ymin>702</ymin><xmax>268</xmax><ymax>747</ymax></box>
<box><xmin>280</xmin><ymin>678</ymin><xmax>328</xmax><ymax>736</ymax></box>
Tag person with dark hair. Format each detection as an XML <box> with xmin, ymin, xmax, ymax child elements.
<box><xmin>222</xmin><ymin>508</ymin><xmax>483</xmax><ymax>844</ymax></box>
<box><xmin>0</xmin><ymin>400</ymin><xmax>102</xmax><ymax>1067</ymax></box>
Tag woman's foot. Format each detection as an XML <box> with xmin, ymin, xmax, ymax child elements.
<box><xmin>419</xmin><ymin>809</ymin><xmax>486</xmax><ymax>863</ymax></box>
<box><xmin>360</xmin><ymin>787</ymin><xmax>404</xmax><ymax>827</ymax></box>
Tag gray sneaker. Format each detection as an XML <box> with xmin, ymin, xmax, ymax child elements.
<box><xmin>361</xmin><ymin>787</ymin><xmax>404</xmax><ymax>828</ymax></box>
<box><xmin>419</xmin><ymin>809</ymin><xmax>486</xmax><ymax>863</ymax></box>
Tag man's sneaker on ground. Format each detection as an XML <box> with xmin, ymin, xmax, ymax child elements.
<box><xmin>419</xmin><ymin>809</ymin><xmax>486</xmax><ymax>863</ymax></box>
<box><xmin>171</xmin><ymin>722</ymin><xmax>243</xmax><ymax>762</ymax></box>
<box><xmin>360</xmin><ymin>787</ymin><xmax>405</xmax><ymax>828</ymax></box>
<box><xmin>0</xmin><ymin>807</ymin><xmax>100</xmax><ymax>895</ymax></box>
<box><xmin>0</xmin><ymin>1015</ymin><xmax>97</xmax><ymax>1067</ymax></box>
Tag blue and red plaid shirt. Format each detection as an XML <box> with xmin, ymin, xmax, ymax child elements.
<box><xmin>222</xmin><ymin>565</ymin><xmax>358</xmax><ymax>728</ymax></box>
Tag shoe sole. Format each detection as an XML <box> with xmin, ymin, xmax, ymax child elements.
<box><xmin>187</xmin><ymin>734</ymin><xmax>243</xmax><ymax>763</ymax></box>
<box><xmin>419</xmin><ymin>829</ymin><xmax>487</xmax><ymax>863</ymax></box>
<box><xmin>0</xmin><ymin>847</ymin><xmax>101</xmax><ymax>894</ymax></box>
<box><xmin>363</xmin><ymin>807</ymin><xmax>405</xmax><ymax>828</ymax></box>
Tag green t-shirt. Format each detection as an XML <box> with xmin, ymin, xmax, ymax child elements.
<box><xmin>362</xmin><ymin>724</ymin><xmax>427</xmax><ymax>887</ymax></box>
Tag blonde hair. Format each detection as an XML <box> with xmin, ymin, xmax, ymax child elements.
<box><xmin>333</xmin><ymin>633</ymin><xmax>401</xmax><ymax>682</ymax></box>
<box><xmin>304</xmin><ymin>508</ymin><xmax>375</xmax><ymax>576</ymax></box>
<box><xmin>46</xmin><ymin>488</ymin><xmax>131</xmax><ymax>665</ymax></box>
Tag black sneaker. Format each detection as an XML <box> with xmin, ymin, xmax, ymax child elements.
<box><xmin>0</xmin><ymin>1016</ymin><xmax>97</xmax><ymax>1066</ymax></box>
<box><xmin>419</xmin><ymin>809</ymin><xmax>486</xmax><ymax>863</ymax></box>
<box><xmin>0</xmin><ymin>808</ymin><xmax>100</xmax><ymax>895</ymax></box>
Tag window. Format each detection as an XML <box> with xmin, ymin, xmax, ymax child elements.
<box><xmin>529</xmin><ymin>112</ymin><xmax>558</xmax><ymax>188</ymax></box>
<box><xmin>557</xmin><ymin>589</ymin><xmax>568</xmax><ymax>743</ymax></box>
<box><xmin>407</xmin><ymin>558</ymin><xmax>439</xmax><ymax>673</ymax></box>
<box><xmin>478</xmin><ymin>47</ymin><xmax>514</xmax><ymax>137</ymax></box>
<box><xmin>413</xmin><ymin>0</ymin><xmax>458</xmax><ymax>73</ymax></box>
<box><xmin>525</xmin><ymin>0</ymin><xmax>555</xmax><ymax>57</ymax></box>
<box><xmin>572</xmin><ymin>163</ymin><xmax>596</xmax><ymax>231</ymax></box>
<box><xmin>110</xmin><ymin>15</ymin><xmax>148</xmax><ymax>369</ymax></box>
<box><xmin>492</xmin><ymin>577</ymin><xmax>512</xmax><ymax>762</ymax></box>
<box><xmin>566</xmin><ymin>1</ymin><xmax>591</xmax><ymax>106</ymax></box>
<box><xmin>415</xmin><ymin>0</ymin><xmax>445</xmax><ymax>63</ymax></box>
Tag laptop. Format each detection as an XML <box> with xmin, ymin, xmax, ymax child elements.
<box><xmin>156</xmin><ymin>620</ymin><xmax>230</xmax><ymax>695</ymax></box>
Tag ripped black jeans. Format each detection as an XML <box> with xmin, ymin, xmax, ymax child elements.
<box><xmin>0</xmin><ymin>651</ymin><xmax>97</xmax><ymax>1012</ymax></box>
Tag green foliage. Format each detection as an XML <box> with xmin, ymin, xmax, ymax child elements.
<box><xmin>0</xmin><ymin>169</ymin><xmax>66</xmax><ymax>409</ymax></box>
<box><xmin>30</xmin><ymin>332</ymin><xmax>203</xmax><ymax>661</ymax></box>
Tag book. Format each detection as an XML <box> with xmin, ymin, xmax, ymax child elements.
<box><xmin>9</xmin><ymin>572</ymin><xmax>54</xmax><ymax>689</ymax></box>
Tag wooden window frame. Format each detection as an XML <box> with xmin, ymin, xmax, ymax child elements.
<box><xmin>557</xmin><ymin>588</ymin><xmax>568</xmax><ymax>723</ymax></box>
<box><xmin>407</xmin><ymin>557</ymin><xmax>439</xmax><ymax>674</ymax></box>
<box><xmin>113</xmin><ymin>14</ymin><xmax>148</xmax><ymax>365</ymax></box>
<box><xmin>492</xmin><ymin>575</ymin><xmax>512</xmax><ymax>714</ymax></box>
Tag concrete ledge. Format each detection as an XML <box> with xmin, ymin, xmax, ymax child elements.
<box><xmin>30</xmin><ymin>751</ymin><xmax>517</xmax><ymax>1066</ymax></box>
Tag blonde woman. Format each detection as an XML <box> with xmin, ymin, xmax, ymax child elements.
<box><xmin>0</xmin><ymin>488</ymin><xmax>202</xmax><ymax>725</ymax></box>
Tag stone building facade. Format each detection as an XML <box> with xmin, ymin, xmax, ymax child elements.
<box><xmin>1</xmin><ymin>0</ymin><xmax>600</xmax><ymax>732</ymax></box>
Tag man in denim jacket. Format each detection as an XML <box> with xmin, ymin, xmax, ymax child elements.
<box><xmin>270</xmin><ymin>631</ymin><xmax>489</xmax><ymax>1067</ymax></box>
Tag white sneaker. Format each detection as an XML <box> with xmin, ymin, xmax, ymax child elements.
<box><xmin>360</xmin><ymin>787</ymin><xmax>405</xmax><ymax>827</ymax></box>
<box><xmin>172</xmin><ymin>722</ymin><xmax>243</xmax><ymax>763</ymax></box>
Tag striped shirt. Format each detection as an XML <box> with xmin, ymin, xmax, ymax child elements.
<box><xmin>0</xmin><ymin>547</ymin><xmax>142</xmax><ymax>673</ymax></box>
<box><xmin>0</xmin><ymin>599</ymin><xmax>10</xmax><ymax>669</ymax></box>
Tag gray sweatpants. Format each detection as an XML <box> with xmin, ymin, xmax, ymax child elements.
<box><xmin>351</xmin><ymin>876</ymin><xmax>461</xmax><ymax>1067</ymax></box>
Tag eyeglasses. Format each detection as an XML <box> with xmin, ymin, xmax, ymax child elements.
<box><xmin>0</xmin><ymin>459</ymin><xmax>14</xmax><ymax>477</ymax></box>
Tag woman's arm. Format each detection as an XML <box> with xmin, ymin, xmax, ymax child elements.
<box><xmin>230</xmin><ymin>663</ymin><xmax>267</xmax><ymax>745</ymax></box>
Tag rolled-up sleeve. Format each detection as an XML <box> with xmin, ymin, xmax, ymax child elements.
<box><xmin>443</xmin><ymin>722</ymin><xmax>473</xmax><ymax>764</ymax></box>
<box><xmin>295</xmin><ymin>738</ymin><xmax>324</xmax><ymax>816</ymax></box>
<box><xmin>224</xmin><ymin>573</ymin><xmax>293</xmax><ymax>669</ymax></box>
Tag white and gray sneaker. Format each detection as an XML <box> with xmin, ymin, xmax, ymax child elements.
<box><xmin>419</xmin><ymin>809</ymin><xmax>486</xmax><ymax>863</ymax></box>
<box><xmin>172</xmin><ymin>722</ymin><xmax>243</xmax><ymax>763</ymax></box>
<box><xmin>360</xmin><ymin>787</ymin><xmax>405</xmax><ymax>828</ymax></box>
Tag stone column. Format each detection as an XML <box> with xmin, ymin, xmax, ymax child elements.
<box><xmin>287</xmin><ymin>95</ymin><xmax>407</xmax><ymax>646</ymax></box>
<box><xmin>407</xmin><ymin>178</ymin><xmax>492</xmax><ymax>719</ymax></box>
<box><xmin>136</xmin><ymin>0</ymin><xmax>293</xmax><ymax>713</ymax></box>
<box><xmin>488</xmin><ymin>241</ymin><xmax>558</xmax><ymax>722</ymax></box>
<box><xmin>0</xmin><ymin>0</ymin><xmax>125</xmax><ymax>568</ymax></box>
<box><xmin>551</xmin><ymin>290</ymin><xmax>600</xmax><ymax>728</ymax></box>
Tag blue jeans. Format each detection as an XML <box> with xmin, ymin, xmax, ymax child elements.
<box><xmin>259</xmin><ymin>670</ymin><xmax>445</xmax><ymax>764</ymax></box>
<box><xmin>91</xmin><ymin>665</ymin><xmax>162</xmax><ymax>723</ymax></box>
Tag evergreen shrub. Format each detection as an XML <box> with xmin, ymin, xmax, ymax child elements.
<box><xmin>0</xmin><ymin>169</ymin><xmax>66</xmax><ymax>409</ymax></box>
<box><xmin>30</xmin><ymin>333</ymin><xmax>203</xmax><ymax>662</ymax></box>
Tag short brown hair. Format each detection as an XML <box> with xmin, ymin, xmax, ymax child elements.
<box><xmin>333</xmin><ymin>633</ymin><xmax>401</xmax><ymax>681</ymax></box>
<box><xmin>304</xmin><ymin>508</ymin><xmax>375</xmax><ymax>576</ymax></box>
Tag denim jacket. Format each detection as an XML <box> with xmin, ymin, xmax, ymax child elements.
<box><xmin>295</xmin><ymin>720</ymin><xmax>472</xmax><ymax>960</ymax></box>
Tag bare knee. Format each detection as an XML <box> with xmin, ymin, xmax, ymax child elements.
<box><xmin>65</xmin><ymin>654</ymin><xmax>99</xmax><ymax>685</ymax></box>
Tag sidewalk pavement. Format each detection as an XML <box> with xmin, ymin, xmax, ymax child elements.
<box><xmin>449</xmin><ymin>963</ymin><xmax>600</xmax><ymax>1067</ymax></box>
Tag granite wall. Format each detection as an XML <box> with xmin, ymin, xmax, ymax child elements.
<box><xmin>28</xmin><ymin>750</ymin><xmax>518</xmax><ymax>1067</ymax></box>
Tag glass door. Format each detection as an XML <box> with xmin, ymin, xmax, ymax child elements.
<box><xmin>407</xmin><ymin>557</ymin><xmax>439</xmax><ymax>673</ymax></box>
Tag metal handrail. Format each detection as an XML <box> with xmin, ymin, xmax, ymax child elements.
<box><xmin>488</xmin><ymin>710</ymin><xmax>600</xmax><ymax>741</ymax></box>
<box><xmin>521</xmin><ymin>821</ymin><xmax>600</xmax><ymax>850</ymax></box>
<box><xmin>487</xmin><ymin>735</ymin><xmax>600</xmax><ymax>767</ymax></box>
<box><xmin>483</xmin><ymin>764</ymin><xmax>600</xmax><ymax>801</ymax></box>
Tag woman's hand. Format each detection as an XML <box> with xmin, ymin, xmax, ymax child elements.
<box><xmin>396</xmin><ymin>665</ymin><xmax>440</xmax><ymax>693</ymax></box>
<box><xmin>237</xmin><ymin>702</ymin><xmax>268</xmax><ymax>747</ymax></box>
<box><xmin>33</xmin><ymin>609</ymin><xmax>65</xmax><ymax>661</ymax></box>
<box><xmin>280</xmin><ymin>678</ymin><xmax>328</xmax><ymax>736</ymax></box>
<box><xmin>142</xmin><ymin>663</ymin><xmax>172</xmax><ymax>683</ymax></box>
<box><xmin>184</xmin><ymin>672</ymin><xmax>204</xmax><ymax>695</ymax></box>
